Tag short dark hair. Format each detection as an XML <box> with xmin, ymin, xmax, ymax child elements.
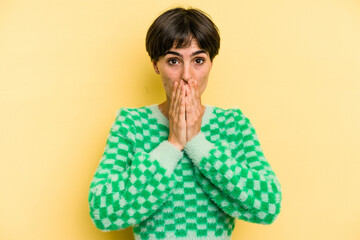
<box><xmin>146</xmin><ymin>7</ymin><xmax>220</xmax><ymax>62</ymax></box>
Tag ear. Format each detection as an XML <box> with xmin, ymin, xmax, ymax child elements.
<box><xmin>152</xmin><ymin>60</ymin><xmax>160</xmax><ymax>74</ymax></box>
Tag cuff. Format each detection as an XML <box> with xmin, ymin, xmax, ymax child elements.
<box><xmin>184</xmin><ymin>132</ymin><xmax>215</xmax><ymax>168</ymax></box>
<box><xmin>149</xmin><ymin>140</ymin><xmax>184</xmax><ymax>173</ymax></box>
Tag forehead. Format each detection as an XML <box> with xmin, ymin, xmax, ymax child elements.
<box><xmin>168</xmin><ymin>39</ymin><xmax>208</xmax><ymax>56</ymax></box>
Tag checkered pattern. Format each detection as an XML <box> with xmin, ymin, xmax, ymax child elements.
<box><xmin>184</xmin><ymin>107</ymin><xmax>282</xmax><ymax>225</ymax></box>
<box><xmin>88</xmin><ymin>105</ymin><xmax>282</xmax><ymax>239</ymax></box>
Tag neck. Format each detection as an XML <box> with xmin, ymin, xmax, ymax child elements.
<box><xmin>158</xmin><ymin>98</ymin><xmax>170</xmax><ymax>119</ymax></box>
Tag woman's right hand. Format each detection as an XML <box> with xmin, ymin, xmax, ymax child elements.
<box><xmin>168</xmin><ymin>80</ymin><xmax>187</xmax><ymax>150</ymax></box>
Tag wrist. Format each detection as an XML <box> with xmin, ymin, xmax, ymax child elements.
<box><xmin>168</xmin><ymin>138</ymin><xmax>184</xmax><ymax>151</ymax></box>
<box><xmin>187</xmin><ymin>129</ymin><xmax>201</xmax><ymax>142</ymax></box>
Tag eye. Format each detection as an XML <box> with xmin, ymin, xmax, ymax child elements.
<box><xmin>168</xmin><ymin>58</ymin><xmax>180</xmax><ymax>65</ymax></box>
<box><xmin>194</xmin><ymin>58</ymin><xmax>205</xmax><ymax>64</ymax></box>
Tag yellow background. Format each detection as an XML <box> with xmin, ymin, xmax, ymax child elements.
<box><xmin>1</xmin><ymin>0</ymin><xmax>359</xmax><ymax>239</ymax></box>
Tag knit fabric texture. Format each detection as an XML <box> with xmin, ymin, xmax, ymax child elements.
<box><xmin>88</xmin><ymin>104</ymin><xmax>282</xmax><ymax>240</ymax></box>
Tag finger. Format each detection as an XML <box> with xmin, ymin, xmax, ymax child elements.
<box><xmin>189</xmin><ymin>80</ymin><xmax>197</xmax><ymax>109</ymax></box>
<box><xmin>171</xmin><ymin>81</ymin><xmax>178</xmax><ymax>100</ymax></box>
<box><xmin>190</xmin><ymin>79</ymin><xmax>196</xmax><ymax>99</ymax></box>
<box><xmin>173</xmin><ymin>81</ymin><xmax>182</xmax><ymax>114</ymax></box>
<box><xmin>186</xmin><ymin>79</ymin><xmax>192</xmax><ymax>100</ymax></box>
<box><xmin>175</xmin><ymin>83</ymin><xmax>184</xmax><ymax>118</ymax></box>
<box><xmin>188</xmin><ymin>81</ymin><xmax>201</xmax><ymax>121</ymax></box>
<box><xmin>185</xmin><ymin>95</ymin><xmax>191</xmax><ymax>124</ymax></box>
<box><xmin>194</xmin><ymin>80</ymin><xmax>200</xmax><ymax>98</ymax></box>
<box><xmin>187</xmin><ymin>85</ymin><xmax>195</xmax><ymax>122</ymax></box>
<box><xmin>169</xmin><ymin>81</ymin><xmax>179</xmax><ymax>112</ymax></box>
<box><xmin>193</xmin><ymin>80</ymin><xmax>202</xmax><ymax>109</ymax></box>
<box><xmin>184</xmin><ymin>85</ymin><xmax>191</xmax><ymax>119</ymax></box>
<box><xmin>180</xmin><ymin>85</ymin><xmax>186</xmax><ymax>122</ymax></box>
<box><xmin>184</xmin><ymin>84</ymin><xmax>190</xmax><ymax>98</ymax></box>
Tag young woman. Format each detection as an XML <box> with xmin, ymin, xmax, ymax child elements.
<box><xmin>88</xmin><ymin>7</ymin><xmax>282</xmax><ymax>240</ymax></box>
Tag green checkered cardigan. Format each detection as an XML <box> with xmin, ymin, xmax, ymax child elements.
<box><xmin>88</xmin><ymin>104</ymin><xmax>282</xmax><ymax>240</ymax></box>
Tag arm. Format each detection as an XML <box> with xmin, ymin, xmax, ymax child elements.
<box><xmin>184</xmin><ymin>108</ymin><xmax>282</xmax><ymax>224</ymax></box>
<box><xmin>88</xmin><ymin>108</ymin><xmax>183</xmax><ymax>231</ymax></box>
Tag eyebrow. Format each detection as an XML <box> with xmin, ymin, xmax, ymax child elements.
<box><xmin>164</xmin><ymin>50</ymin><xmax>208</xmax><ymax>57</ymax></box>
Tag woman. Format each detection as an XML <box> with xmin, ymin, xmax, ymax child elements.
<box><xmin>88</xmin><ymin>7</ymin><xmax>282</xmax><ymax>240</ymax></box>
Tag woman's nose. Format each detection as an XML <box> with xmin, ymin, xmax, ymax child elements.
<box><xmin>180</xmin><ymin>64</ymin><xmax>192</xmax><ymax>83</ymax></box>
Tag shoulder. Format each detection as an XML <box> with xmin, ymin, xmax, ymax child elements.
<box><xmin>209</xmin><ymin>105</ymin><xmax>255</xmax><ymax>133</ymax></box>
<box><xmin>110</xmin><ymin>106</ymin><xmax>149</xmax><ymax>135</ymax></box>
<box><xmin>211</xmin><ymin>105</ymin><xmax>247</xmax><ymax>121</ymax></box>
<box><xmin>114</xmin><ymin>106</ymin><xmax>149</xmax><ymax>119</ymax></box>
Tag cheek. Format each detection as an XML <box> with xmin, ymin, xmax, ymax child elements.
<box><xmin>161</xmin><ymin>71</ymin><xmax>179</xmax><ymax>87</ymax></box>
<box><xmin>158</xmin><ymin>65</ymin><xmax>182</xmax><ymax>96</ymax></box>
<box><xmin>161</xmin><ymin>77</ymin><xmax>176</xmax><ymax>97</ymax></box>
<box><xmin>162</xmin><ymin>77</ymin><xmax>175</xmax><ymax>89</ymax></box>
<box><xmin>197</xmin><ymin>71</ymin><xmax>210</xmax><ymax>94</ymax></box>
<box><xmin>199</xmin><ymin>80</ymin><xmax>208</xmax><ymax>95</ymax></box>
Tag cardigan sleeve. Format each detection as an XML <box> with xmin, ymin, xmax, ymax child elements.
<box><xmin>183</xmin><ymin>108</ymin><xmax>282</xmax><ymax>224</ymax></box>
<box><xmin>88</xmin><ymin>108</ymin><xmax>183</xmax><ymax>231</ymax></box>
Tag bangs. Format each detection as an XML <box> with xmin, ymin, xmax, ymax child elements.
<box><xmin>171</xmin><ymin>16</ymin><xmax>196</xmax><ymax>49</ymax></box>
<box><xmin>173</xmin><ymin>32</ymin><xmax>194</xmax><ymax>49</ymax></box>
<box><xmin>159</xmin><ymin>18</ymin><xmax>196</xmax><ymax>54</ymax></box>
<box><xmin>158</xmin><ymin>18</ymin><xmax>207</xmax><ymax>55</ymax></box>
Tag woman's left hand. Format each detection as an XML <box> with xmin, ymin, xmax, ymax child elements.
<box><xmin>185</xmin><ymin>79</ymin><xmax>204</xmax><ymax>142</ymax></box>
